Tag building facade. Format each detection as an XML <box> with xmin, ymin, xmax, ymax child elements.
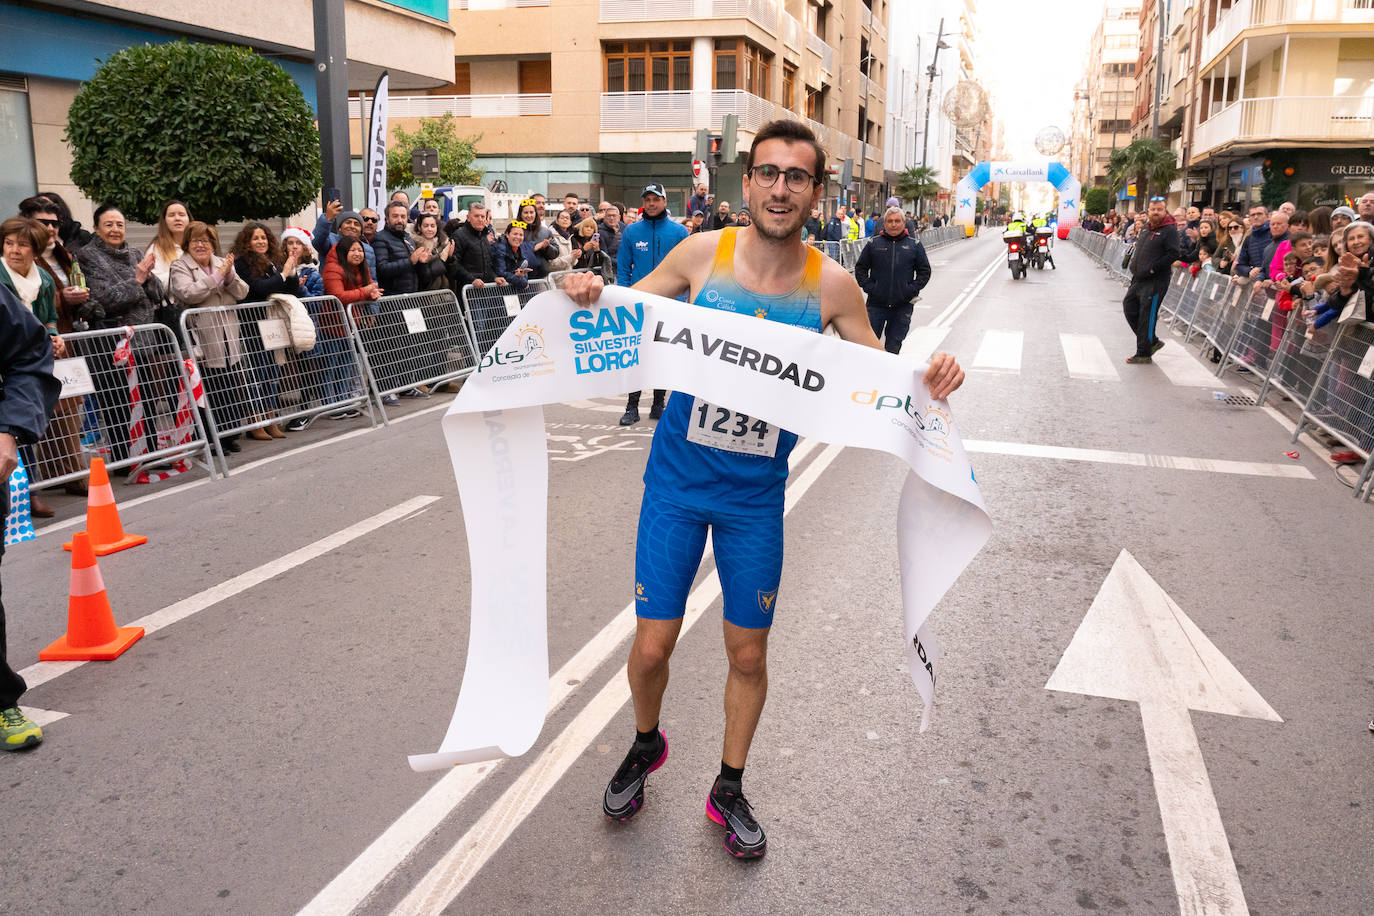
<box><xmin>1186</xmin><ymin>0</ymin><xmax>1374</xmax><ymax>211</ymax></box>
<box><xmin>361</xmin><ymin>0</ymin><xmax>891</xmax><ymax>219</ymax></box>
<box><xmin>1071</xmin><ymin>0</ymin><xmax>1142</xmax><ymax>192</ymax></box>
<box><xmin>0</xmin><ymin>0</ymin><xmax>456</xmax><ymax>223</ymax></box>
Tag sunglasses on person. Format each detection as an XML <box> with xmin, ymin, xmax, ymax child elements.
<box><xmin>361</xmin><ymin>216</ymin><xmax>379</xmax><ymax>223</ymax></box>
<box><xmin>34</xmin><ymin>218</ymin><xmax>61</xmax><ymax>227</ymax></box>
<box><xmin>1148</xmin><ymin>196</ymin><xmax>1166</xmax><ymax>202</ymax></box>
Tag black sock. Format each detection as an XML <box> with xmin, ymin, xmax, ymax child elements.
<box><xmin>718</xmin><ymin>762</ymin><xmax>744</xmax><ymax>785</ymax></box>
<box><xmin>634</xmin><ymin>725</ymin><xmax>660</xmax><ymax>749</ymax></box>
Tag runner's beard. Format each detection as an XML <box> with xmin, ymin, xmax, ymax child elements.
<box><xmin>753</xmin><ymin>196</ymin><xmax>808</xmax><ymax>241</ymax></box>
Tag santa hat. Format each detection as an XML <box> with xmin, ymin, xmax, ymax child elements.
<box><xmin>281</xmin><ymin>227</ymin><xmax>313</xmax><ymax>249</ymax></box>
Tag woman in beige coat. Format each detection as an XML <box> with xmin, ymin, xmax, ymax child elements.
<box><xmin>169</xmin><ymin>222</ymin><xmax>250</xmax><ymax>454</ymax></box>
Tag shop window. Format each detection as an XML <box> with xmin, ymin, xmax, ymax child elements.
<box><xmin>0</xmin><ymin>86</ymin><xmax>37</xmax><ymax>216</ymax></box>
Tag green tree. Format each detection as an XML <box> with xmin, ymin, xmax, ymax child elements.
<box><xmin>65</xmin><ymin>41</ymin><xmax>319</xmax><ymax>224</ymax></box>
<box><xmin>386</xmin><ymin>114</ymin><xmax>484</xmax><ymax>190</ymax></box>
<box><xmin>1083</xmin><ymin>186</ymin><xmax>1113</xmax><ymax>215</ymax></box>
<box><xmin>1106</xmin><ymin>138</ymin><xmax>1179</xmax><ymax>205</ymax></box>
<box><xmin>894</xmin><ymin>166</ymin><xmax>941</xmax><ymax>211</ymax></box>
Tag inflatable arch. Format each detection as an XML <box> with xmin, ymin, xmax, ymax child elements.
<box><xmin>954</xmin><ymin>161</ymin><xmax>1080</xmax><ymax>239</ymax></box>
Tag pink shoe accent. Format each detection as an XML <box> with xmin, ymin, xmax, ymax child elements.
<box><xmin>706</xmin><ymin>797</ymin><xmax>727</xmax><ymax>827</ymax></box>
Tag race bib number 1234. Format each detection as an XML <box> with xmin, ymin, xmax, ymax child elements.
<box><xmin>685</xmin><ymin>398</ymin><xmax>779</xmax><ymax>457</ymax></box>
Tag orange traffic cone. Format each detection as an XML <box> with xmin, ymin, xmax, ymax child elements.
<box><xmin>62</xmin><ymin>458</ymin><xmax>147</xmax><ymax>555</ymax></box>
<box><xmin>40</xmin><ymin>532</ymin><xmax>144</xmax><ymax>661</ymax></box>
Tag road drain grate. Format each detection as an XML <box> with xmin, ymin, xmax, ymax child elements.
<box><xmin>1218</xmin><ymin>394</ymin><xmax>1257</xmax><ymax>406</ymax></box>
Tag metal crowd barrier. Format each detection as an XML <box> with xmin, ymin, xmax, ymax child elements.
<box><xmin>180</xmin><ymin>296</ymin><xmax>376</xmax><ymax>474</ymax></box>
<box><xmin>349</xmin><ymin>288</ymin><xmax>480</xmax><ymax>422</ymax></box>
<box><xmin>460</xmin><ymin>280</ymin><xmax>552</xmax><ymax>362</ymax></box>
<box><xmin>1069</xmin><ymin>229</ymin><xmax>1374</xmax><ymax>499</ymax></box>
<box><xmin>26</xmin><ymin>323</ymin><xmax>216</xmax><ymax>488</ymax></box>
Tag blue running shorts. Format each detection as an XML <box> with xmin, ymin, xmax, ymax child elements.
<box><xmin>633</xmin><ymin>491</ymin><xmax>783</xmax><ymax>630</ymax></box>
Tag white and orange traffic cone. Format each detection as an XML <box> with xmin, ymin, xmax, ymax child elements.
<box><xmin>40</xmin><ymin>532</ymin><xmax>144</xmax><ymax>661</ymax></box>
<box><xmin>62</xmin><ymin>458</ymin><xmax>147</xmax><ymax>555</ymax></box>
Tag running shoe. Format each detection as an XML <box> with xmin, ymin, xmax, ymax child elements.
<box><xmin>602</xmin><ymin>730</ymin><xmax>667</xmax><ymax>821</ymax></box>
<box><xmin>706</xmin><ymin>777</ymin><xmax>767</xmax><ymax>858</ymax></box>
<box><xmin>1</xmin><ymin>706</ymin><xmax>42</xmax><ymax>750</ymax></box>
<box><xmin>1125</xmin><ymin>354</ymin><xmax>1152</xmax><ymax>364</ymax></box>
<box><xmin>285</xmin><ymin>417</ymin><xmax>311</xmax><ymax>432</ymax></box>
<box><xmin>330</xmin><ymin>408</ymin><xmax>363</xmax><ymax>420</ymax></box>
<box><xmin>1150</xmin><ymin>339</ymin><xmax>1165</xmax><ymax>355</ymax></box>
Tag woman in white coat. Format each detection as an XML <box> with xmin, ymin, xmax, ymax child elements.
<box><xmin>169</xmin><ymin>221</ymin><xmax>250</xmax><ymax>454</ymax></box>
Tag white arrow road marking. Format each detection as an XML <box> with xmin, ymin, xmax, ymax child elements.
<box><xmin>1047</xmin><ymin>550</ymin><xmax>1281</xmax><ymax>916</ymax></box>
<box><xmin>19</xmin><ymin>706</ymin><xmax>68</xmax><ymax>727</ymax></box>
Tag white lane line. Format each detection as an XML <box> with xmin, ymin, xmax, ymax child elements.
<box><xmin>901</xmin><ymin>326</ymin><xmax>952</xmax><ymax>365</ymax></box>
<box><xmin>298</xmin><ymin>439</ymin><xmax>827</xmax><ymax>916</ymax></box>
<box><xmin>20</xmin><ymin>706</ymin><xmax>69</xmax><ymax>727</ymax></box>
<box><xmin>19</xmin><ymin>495</ymin><xmax>441</xmax><ymax>693</ymax></box>
<box><xmin>930</xmin><ymin>253</ymin><xmax>1002</xmax><ymax>329</ymax></box>
<box><xmin>1151</xmin><ymin>344</ymin><xmax>1224</xmax><ymax>388</ymax></box>
<box><xmin>387</xmin><ymin>443</ymin><xmax>846</xmax><ymax>915</ymax></box>
<box><xmin>29</xmin><ymin>402</ymin><xmax>454</xmax><ymax>541</ymax></box>
<box><xmin>971</xmin><ymin>330</ymin><xmax>1024</xmax><ymax>373</ymax></box>
<box><xmin>1060</xmin><ymin>333</ymin><xmax>1120</xmax><ymax>382</ymax></box>
<box><xmin>963</xmin><ymin>439</ymin><xmax>1314</xmax><ymax>479</ymax></box>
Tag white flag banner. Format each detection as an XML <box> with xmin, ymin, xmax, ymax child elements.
<box><xmin>365</xmin><ymin>71</ymin><xmax>390</xmax><ymax>214</ymax></box>
<box><xmin>410</xmin><ymin>286</ymin><xmax>992</xmax><ymax>771</ymax></box>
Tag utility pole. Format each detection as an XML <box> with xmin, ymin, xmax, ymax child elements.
<box><xmin>919</xmin><ymin>17</ymin><xmax>949</xmax><ymax>218</ymax></box>
<box><xmin>313</xmin><ymin>0</ymin><xmax>351</xmax><ymax>208</ymax></box>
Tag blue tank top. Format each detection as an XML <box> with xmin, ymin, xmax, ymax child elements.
<box><xmin>643</xmin><ymin>229</ymin><xmax>824</xmax><ymax>511</ymax></box>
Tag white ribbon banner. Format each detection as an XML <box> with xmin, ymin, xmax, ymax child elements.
<box><xmin>410</xmin><ymin>287</ymin><xmax>992</xmax><ymax>771</ymax></box>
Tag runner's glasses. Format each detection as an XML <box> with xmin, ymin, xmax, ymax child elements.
<box><xmin>748</xmin><ymin>164</ymin><xmax>820</xmax><ymax>193</ymax></box>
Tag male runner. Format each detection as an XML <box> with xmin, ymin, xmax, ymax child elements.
<box><xmin>562</xmin><ymin>119</ymin><xmax>965</xmax><ymax>859</ymax></box>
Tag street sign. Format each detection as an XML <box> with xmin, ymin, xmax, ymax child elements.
<box><xmin>692</xmin><ymin>159</ymin><xmax>707</xmax><ymax>183</ymax></box>
<box><xmin>411</xmin><ymin>147</ymin><xmax>440</xmax><ymax>180</ymax></box>
<box><xmin>419</xmin><ymin>182</ymin><xmax>435</xmax><ymax>199</ymax></box>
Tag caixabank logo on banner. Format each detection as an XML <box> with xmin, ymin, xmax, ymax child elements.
<box><xmin>569</xmin><ymin>303</ymin><xmax>645</xmax><ymax>374</ymax></box>
<box><xmin>851</xmin><ymin>389</ymin><xmax>953</xmax><ymax>460</ymax></box>
<box><xmin>479</xmin><ymin>322</ymin><xmax>556</xmax><ymax>381</ymax></box>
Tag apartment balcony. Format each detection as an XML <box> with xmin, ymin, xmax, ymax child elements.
<box><xmin>1200</xmin><ymin>0</ymin><xmax>1374</xmax><ymax>72</ymax></box>
<box><xmin>1191</xmin><ymin>94</ymin><xmax>1374</xmax><ymax>162</ymax></box>
<box><xmin>859</xmin><ymin>3</ymin><xmax>887</xmax><ymax>40</ymax></box>
<box><xmin>806</xmin><ymin>31</ymin><xmax>836</xmax><ymax>74</ymax></box>
<box><xmin>600</xmin><ymin>88</ymin><xmax>779</xmax><ymax>132</ymax></box>
<box><xmin>782</xmin><ymin>11</ymin><xmax>804</xmax><ymax>55</ymax></box>
<box><xmin>348</xmin><ymin>94</ymin><xmax>552</xmax><ymax>119</ymax></box>
<box><xmin>600</xmin><ymin>0</ymin><xmax>779</xmax><ymax>32</ymax></box>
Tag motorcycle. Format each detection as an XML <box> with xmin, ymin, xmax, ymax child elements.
<box><xmin>1033</xmin><ymin>226</ymin><xmax>1056</xmax><ymax>270</ymax></box>
<box><xmin>1003</xmin><ymin>228</ymin><xmax>1031</xmax><ymax>280</ymax></box>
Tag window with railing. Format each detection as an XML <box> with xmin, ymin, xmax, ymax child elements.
<box><xmin>604</xmin><ymin>41</ymin><xmax>692</xmax><ymax>92</ymax></box>
<box><xmin>1099</xmin><ymin>119</ymin><xmax>1132</xmax><ymax>132</ymax></box>
<box><xmin>1104</xmin><ymin>62</ymin><xmax>1137</xmax><ymax>76</ymax></box>
<box><xmin>806</xmin><ymin>2</ymin><xmax>828</xmax><ymax>40</ymax></box>
<box><xmin>783</xmin><ymin>63</ymin><xmax>797</xmax><ymax>110</ymax></box>
<box><xmin>714</xmin><ymin>39</ymin><xmax>771</xmax><ymax>95</ymax></box>
<box><xmin>805</xmin><ymin>84</ymin><xmax>825</xmax><ymax>121</ymax></box>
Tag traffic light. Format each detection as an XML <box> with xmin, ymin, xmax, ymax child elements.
<box><xmin>721</xmin><ymin>113</ymin><xmax>739</xmax><ymax>163</ymax></box>
<box><xmin>695</xmin><ymin>128</ymin><xmax>710</xmax><ymax>162</ymax></box>
<box><xmin>710</xmin><ymin>135</ymin><xmax>723</xmax><ymax>168</ymax></box>
<box><xmin>840</xmin><ymin>157</ymin><xmax>853</xmax><ymax>187</ymax></box>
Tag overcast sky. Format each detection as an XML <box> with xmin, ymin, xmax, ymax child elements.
<box><xmin>974</xmin><ymin>0</ymin><xmax>1108</xmax><ymax>161</ymax></box>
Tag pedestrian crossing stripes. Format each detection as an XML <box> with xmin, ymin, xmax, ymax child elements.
<box><xmin>1060</xmin><ymin>333</ymin><xmax>1120</xmax><ymax>381</ymax></box>
<box><xmin>971</xmin><ymin>329</ymin><xmax>1024</xmax><ymax>372</ymax></box>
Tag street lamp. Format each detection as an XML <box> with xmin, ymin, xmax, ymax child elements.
<box><xmin>919</xmin><ymin>17</ymin><xmax>951</xmax><ymax>217</ymax></box>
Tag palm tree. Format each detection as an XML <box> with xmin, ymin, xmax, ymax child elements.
<box><xmin>895</xmin><ymin>166</ymin><xmax>941</xmax><ymax>212</ymax></box>
<box><xmin>1112</xmin><ymin>139</ymin><xmax>1179</xmax><ymax>205</ymax></box>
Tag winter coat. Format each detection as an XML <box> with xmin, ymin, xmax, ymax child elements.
<box><xmin>1325</xmin><ymin>258</ymin><xmax>1374</xmax><ymax>323</ymax></box>
<box><xmin>1128</xmin><ymin>215</ymin><xmax>1181</xmax><ymax>285</ymax></box>
<box><xmin>597</xmin><ymin>221</ymin><xmax>622</xmax><ymax>259</ymax></box>
<box><xmin>547</xmin><ymin>230</ymin><xmax>576</xmax><ymax>273</ymax></box>
<box><xmin>75</xmin><ymin>236</ymin><xmax>162</xmax><ymax>328</ymax></box>
<box><xmin>0</xmin><ymin>261</ymin><xmax>59</xmax><ymax>333</ymax></box>
<box><xmin>372</xmin><ymin>225</ymin><xmax>421</xmax><ymax>296</ymax></box>
<box><xmin>854</xmin><ymin>230</ymin><xmax>932</xmax><ymax>309</ymax></box>
<box><xmin>408</xmin><ymin>230</ymin><xmax>450</xmax><ymax>291</ymax></box>
<box><xmin>233</xmin><ymin>258</ymin><xmax>301</xmax><ymax>321</ymax></box>
<box><xmin>448</xmin><ymin>221</ymin><xmax>497</xmax><ymax>288</ymax></box>
<box><xmin>312</xmin><ymin>213</ymin><xmax>376</xmax><ymax>276</ymax></box>
<box><xmin>0</xmin><ymin>284</ymin><xmax>60</xmax><ymax>445</ymax></box>
<box><xmin>1233</xmin><ymin>224</ymin><xmax>1273</xmax><ymax>278</ymax></box>
<box><xmin>297</xmin><ymin>263</ymin><xmax>325</xmax><ymax>298</ymax></box>
<box><xmin>616</xmin><ymin>211</ymin><xmax>689</xmax><ymax>287</ymax></box>
<box><xmin>824</xmin><ymin>216</ymin><xmax>845</xmax><ymax>242</ymax></box>
<box><xmin>492</xmin><ymin>237</ymin><xmax>532</xmax><ymax>291</ymax></box>
<box><xmin>320</xmin><ymin>246</ymin><xmax>377</xmax><ymax>336</ymax></box>
<box><xmin>170</xmin><ymin>253</ymin><xmax>250</xmax><ymax>368</ymax></box>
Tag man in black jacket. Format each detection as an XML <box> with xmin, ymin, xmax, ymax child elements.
<box><xmin>854</xmin><ymin>207</ymin><xmax>932</xmax><ymax>353</ymax></box>
<box><xmin>448</xmin><ymin>204</ymin><xmax>504</xmax><ymax>290</ymax></box>
<box><xmin>1</xmin><ymin>284</ymin><xmax>61</xmax><ymax>750</ymax></box>
<box><xmin>371</xmin><ymin>202</ymin><xmax>434</xmax><ymax>398</ymax></box>
<box><xmin>1123</xmin><ymin>198</ymin><xmax>1181</xmax><ymax>364</ymax></box>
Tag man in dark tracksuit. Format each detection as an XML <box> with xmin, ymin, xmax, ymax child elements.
<box><xmin>1123</xmin><ymin>199</ymin><xmax>1180</xmax><ymax>364</ymax></box>
<box><xmin>854</xmin><ymin>208</ymin><xmax>933</xmax><ymax>354</ymax></box>
<box><xmin>1</xmin><ymin>284</ymin><xmax>61</xmax><ymax>749</ymax></box>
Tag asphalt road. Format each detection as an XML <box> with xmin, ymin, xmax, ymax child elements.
<box><xmin>5</xmin><ymin>232</ymin><xmax>1372</xmax><ymax>915</ymax></box>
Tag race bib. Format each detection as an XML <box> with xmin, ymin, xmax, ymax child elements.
<box><xmin>685</xmin><ymin>397</ymin><xmax>779</xmax><ymax>457</ymax></box>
